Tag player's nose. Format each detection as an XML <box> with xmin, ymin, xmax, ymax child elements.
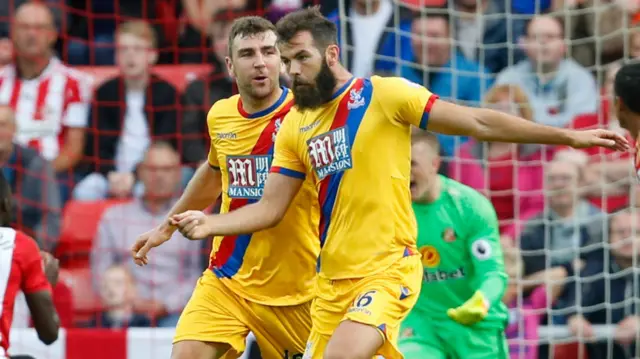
<box><xmin>288</xmin><ymin>61</ymin><xmax>301</xmax><ymax>76</ymax></box>
<box><xmin>254</xmin><ymin>53</ymin><xmax>266</xmax><ymax>67</ymax></box>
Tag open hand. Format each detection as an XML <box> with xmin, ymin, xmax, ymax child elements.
<box><xmin>570</xmin><ymin>129</ymin><xmax>630</xmax><ymax>151</ymax></box>
<box><xmin>131</xmin><ymin>221</ymin><xmax>175</xmax><ymax>266</ymax></box>
<box><xmin>171</xmin><ymin>211</ymin><xmax>214</xmax><ymax>239</ymax></box>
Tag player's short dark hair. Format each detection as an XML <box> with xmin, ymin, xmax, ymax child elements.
<box><xmin>411</xmin><ymin>129</ymin><xmax>440</xmax><ymax>153</ymax></box>
<box><xmin>227</xmin><ymin>16</ymin><xmax>277</xmax><ymax>58</ymax></box>
<box><xmin>615</xmin><ymin>61</ymin><xmax>640</xmax><ymax>114</ymax></box>
<box><xmin>0</xmin><ymin>170</ymin><xmax>13</xmax><ymax>227</ymax></box>
<box><xmin>275</xmin><ymin>6</ymin><xmax>338</xmax><ymax>51</ymax></box>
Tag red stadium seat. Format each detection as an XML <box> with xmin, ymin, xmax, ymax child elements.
<box><xmin>59</xmin><ymin>267</ymin><xmax>102</xmax><ymax>325</ymax></box>
<box><xmin>74</xmin><ymin>64</ymin><xmax>212</xmax><ymax>92</ymax></box>
<box><xmin>554</xmin><ymin>342</ymin><xmax>589</xmax><ymax>359</ymax></box>
<box><xmin>56</xmin><ymin>199</ymin><xmax>129</xmax><ymax>268</ymax></box>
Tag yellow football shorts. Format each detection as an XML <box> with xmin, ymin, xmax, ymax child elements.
<box><xmin>174</xmin><ymin>270</ymin><xmax>312</xmax><ymax>358</ymax></box>
<box><xmin>303</xmin><ymin>254</ymin><xmax>423</xmax><ymax>359</ymax></box>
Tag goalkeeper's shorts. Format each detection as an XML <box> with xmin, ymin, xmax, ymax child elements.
<box><xmin>303</xmin><ymin>254</ymin><xmax>422</xmax><ymax>359</ymax></box>
<box><xmin>173</xmin><ymin>270</ymin><xmax>311</xmax><ymax>359</ymax></box>
<box><xmin>399</xmin><ymin>312</ymin><xmax>509</xmax><ymax>359</ymax></box>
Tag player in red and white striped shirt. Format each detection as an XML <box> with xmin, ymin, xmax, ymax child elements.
<box><xmin>0</xmin><ymin>169</ymin><xmax>59</xmax><ymax>358</ymax></box>
<box><xmin>0</xmin><ymin>2</ymin><xmax>91</xmax><ymax>173</ymax></box>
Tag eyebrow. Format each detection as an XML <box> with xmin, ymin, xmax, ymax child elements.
<box><xmin>284</xmin><ymin>49</ymin><xmax>309</xmax><ymax>59</ymax></box>
<box><xmin>237</xmin><ymin>45</ymin><xmax>277</xmax><ymax>54</ymax></box>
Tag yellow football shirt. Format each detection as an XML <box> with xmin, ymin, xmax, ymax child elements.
<box><xmin>271</xmin><ymin>77</ymin><xmax>438</xmax><ymax>280</ymax></box>
<box><xmin>207</xmin><ymin>87</ymin><xmax>320</xmax><ymax>305</ymax></box>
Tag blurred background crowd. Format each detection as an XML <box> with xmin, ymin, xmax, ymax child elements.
<box><xmin>3</xmin><ymin>0</ymin><xmax>640</xmax><ymax>358</ymax></box>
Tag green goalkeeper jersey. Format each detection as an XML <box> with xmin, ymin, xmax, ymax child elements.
<box><xmin>412</xmin><ymin>175</ymin><xmax>508</xmax><ymax>329</ymax></box>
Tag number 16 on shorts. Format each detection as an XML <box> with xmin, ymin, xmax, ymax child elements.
<box><xmin>348</xmin><ymin>290</ymin><xmax>377</xmax><ymax>315</ymax></box>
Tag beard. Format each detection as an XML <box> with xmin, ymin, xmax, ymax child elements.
<box><xmin>292</xmin><ymin>59</ymin><xmax>337</xmax><ymax>111</ymax></box>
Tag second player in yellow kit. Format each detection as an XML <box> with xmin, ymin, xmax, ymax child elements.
<box><xmin>174</xmin><ymin>88</ymin><xmax>320</xmax><ymax>358</ymax></box>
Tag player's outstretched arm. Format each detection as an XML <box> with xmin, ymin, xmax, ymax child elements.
<box><xmin>427</xmin><ymin>99</ymin><xmax>629</xmax><ymax>151</ymax></box>
<box><xmin>171</xmin><ymin>172</ymin><xmax>303</xmax><ymax>239</ymax></box>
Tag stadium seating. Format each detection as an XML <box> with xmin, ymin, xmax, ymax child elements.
<box><xmin>56</xmin><ymin>199</ymin><xmax>129</xmax><ymax>269</ymax></box>
<box><xmin>58</xmin><ymin>267</ymin><xmax>101</xmax><ymax>325</ymax></box>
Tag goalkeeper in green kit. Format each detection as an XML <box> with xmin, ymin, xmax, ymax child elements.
<box><xmin>400</xmin><ymin>130</ymin><xmax>509</xmax><ymax>359</ymax></box>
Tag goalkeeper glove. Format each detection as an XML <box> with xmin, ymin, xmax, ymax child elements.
<box><xmin>447</xmin><ymin>290</ymin><xmax>489</xmax><ymax>326</ymax></box>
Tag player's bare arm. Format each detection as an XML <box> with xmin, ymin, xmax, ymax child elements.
<box><xmin>132</xmin><ymin>162</ymin><xmax>222</xmax><ymax>266</ymax></box>
<box><xmin>172</xmin><ymin>172</ymin><xmax>303</xmax><ymax>240</ymax></box>
<box><xmin>26</xmin><ymin>252</ymin><xmax>60</xmax><ymax>345</ymax></box>
<box><xmin>427</xmin><ymin>99</ymin><xmax>630</xmax><ymax>151</ymax></box>
<box><xmin>25</xmin><ymin>290</ymin><xmax>59</xmax><ymax>345</ymax></box>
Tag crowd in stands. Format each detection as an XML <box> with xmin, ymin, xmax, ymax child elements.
<box><xmin>3</xmin><ymin>0</ymin><xmax>640</xmax><ymax>358</ymax></box>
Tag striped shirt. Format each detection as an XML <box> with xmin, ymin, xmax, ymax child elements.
<box><xmin>0</xmin><ymin>57</ymin><xmax>92</xmax><ymax>160</ymax></box>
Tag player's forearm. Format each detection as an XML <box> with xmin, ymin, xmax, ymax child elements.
<box><xmin>477</xmin><ymin>272</ymin><xmax>508</xmax><ymax>307</ymax></box>
<box><xmin>206</xmin><ymin>200</ymin><xmax>282</xmax><ymax>236</ymax></box>
<box><xmin>473</xmin><ymin>108</ymin><xmax>576</xmax><ymax>146</ymax></box>
<box><xmin>166</xmin><ymin>164</ymin><xmax>221</xmax><ymax>226</ymax></box>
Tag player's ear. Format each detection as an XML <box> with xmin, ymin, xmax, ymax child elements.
<box><xmin>325</xmin><ymin>44</ymin><xmax>340</xmax><ymax>67</ymax></box>
<box><xmin>225</xmin><ymin>56</ymin><xmax>235</xmax><ymax>79</ymax></box>
<box><xmin>615</xmin><ymin>96</ymin><xmax>625</xmax><ymax>112</ymax></box>
<box><xmin>432</xmin><ymin>156</ymin><xmax>442</xmax><ymax>172</ymax></box>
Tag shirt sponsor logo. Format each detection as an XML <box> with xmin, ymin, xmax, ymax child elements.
<box><xmin>423</xmin><ymin>267</ymin><xmax>466</xmax><ymax>283</ymax></box>
<box><xmin>307</xmin><ymin>126</ymin><xmax>352</xmax><ymax>180</ymax></box>
<box><xmin>226</xmin><ymin>155</ymin><xmax>272</xmax><ymax>199</ymax></box>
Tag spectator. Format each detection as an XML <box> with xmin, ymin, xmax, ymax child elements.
<box><xmin>519</xmin><ymin>154</ymin><xmax>605</xmax><ymax>319</ymax></box>
<box><xmin>90</xmin><ymin>142</ymin><xmax>202</xmax><ymax>327</ymax></box>
<box><xmin>0</xmin><ymin>2</ymin><xmax>92</xmax><ymax>195</ymax></box>
<box><xmin>567</xmin><ymin>207</ymin><xmax>640</xmax><ymax>359</ymax></box>
<box><xmin>0</xmin><ymin>0</ymin><xmax>65</xmax><ymax>43</ymax></box>
<box><xmin>181</xmin><ymin>9</ymin><xmax>240</xmax><ymax>165</ymax></box>
<box><xmin>449</xmin><ymin>84</ymin><xmax>547</xmax><ymax>237</ymax></box>
<box><xmin>0</xmin><ymin>105</ymin><xmax>60</xmax><ymax>251</ymax></box>
<box><xmin>502</xmin><ymin>238</ymin><xmax>567</xmax><ymax>359</ymax></box>
<box><xmin>403</xmin><ymin>10</ymin><xmax>491</xmax><ymax>157</ymax></box>
<box><xmin>328</xmin><ymin>0</ymin><xmax>413</xmax><ymax>77</ymax></box>
<box><xmin>553</xmin><ymin>0</ymin><xmax>627</xmax><ymax>69</ymax></box>
<box><xmin>495</xmin><ymin>15</ymin><xmax>598</xmax><ymax>127</ymax></box>
<box><xmin>87</xmin><ymin>265</ymin><xmax>151</xmax><ymax>329</ymax></box>
<box><xmin>76</xmin><ymin>20</ymin><xmax>181</xmax><ymax>201</ymax></box>
<box><xmin>449</xmin><ymin>0</ymin><xmax>523</xmax><ymax>74</ymax></box>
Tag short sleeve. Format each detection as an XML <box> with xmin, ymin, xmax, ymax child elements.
<box><xmin>378</xmin><ymin>77</ymin><xmax>438</xmax><ymax>130</ymax></box>
<box><xmin>271</xmin><ymin>114</ymin><xmax>306</xmax><ymax>179</ymax></box>
<box><xmin>17</xmin><ymin>232</ymin><xmax>51</xmax><ymax>294</ymax></box>
<box><xmin>206</xmin><ymin>105</ymin><xmax>220</xmax><ymax>169</ymax></box>
<box><xmin>62</xmin><ymin>73</ymin><xmax>93</xmax><ymax>128</ymax></box>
